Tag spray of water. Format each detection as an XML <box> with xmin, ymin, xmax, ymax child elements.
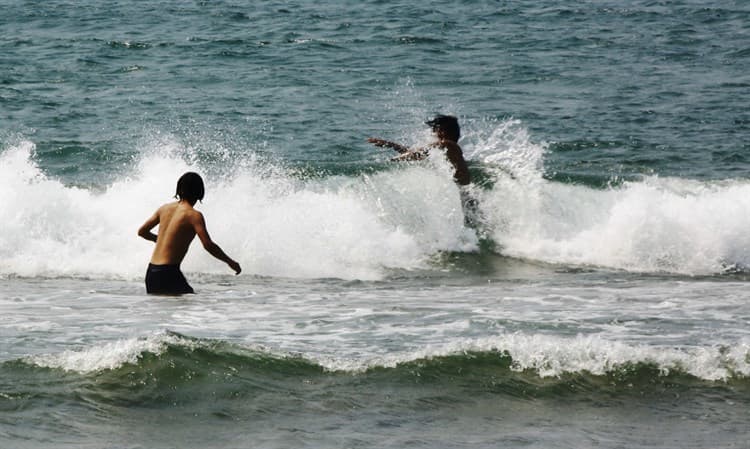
<box><xmin>2</xmin><ymin>119</ymin><xmax>749</xmax><ymax>280</ymax></box>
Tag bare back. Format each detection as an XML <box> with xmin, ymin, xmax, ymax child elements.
<box><xmin>430</xmin><ymin>140</ymin><xmax>471</xmax><ymax>186</ymax></box>
<box><xmin>138</xmin><ymin>174</ymin><xmax>241</xmax><ymax>277</ymax></box>
<box><xmin>147</xmin><ymin>201</ymin><xmax>200</xmax><ymax>265</ymax></box>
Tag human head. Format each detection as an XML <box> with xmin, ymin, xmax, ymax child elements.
<box><xmin>175</xmin><ymin>172</ymin><xmax>205</xmax><ymax>204</ymax></box>
<box><xmin>426</xmin><ymin>114</ymin><xmax>460</xmax><ymax>141</ymax></box>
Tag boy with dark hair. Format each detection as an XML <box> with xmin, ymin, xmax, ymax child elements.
<box><xmin>368</xmin><ymin>114</ymin><xmax>481</xmax><ymax>227</ymax></box>
<box><xmin>368</xmin><ymin>114</ymin><xmax>471</xmax><ymax>186</ymax></box>
<box><xmin>138</xmin><ymin>172</ymin><xmax>241</xmax><ymax>295</ymax></box>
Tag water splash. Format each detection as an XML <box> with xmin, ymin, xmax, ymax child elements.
<box><xmin>3</xmin><ymin>118</ymin><xmax>750</xmax><ymax>280</ymax></box>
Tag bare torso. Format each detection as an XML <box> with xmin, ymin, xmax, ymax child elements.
<box><xmin>149</xmin><ymin>201</ymin><xmax>199</xmax><ymax>265</ymax></box>
<box><xmin>138</xmin><ymin>189</ymin><xmax>241</xmax><ymax>276</ymax></box>
<box><xmin>430</xmin><ymin>140</ymin><xmax>471</xmax><ymax>186</ymax></box>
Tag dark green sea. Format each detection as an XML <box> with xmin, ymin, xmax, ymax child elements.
<box><xmin>1</xmin><ymin>1</ymin><xmax>749</xmax><ymax>448</ymax></box>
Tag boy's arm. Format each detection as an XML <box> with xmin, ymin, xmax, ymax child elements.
<box><xmin>368</xmin><ymin>137</ymin><xmax>429</xmax><ymax>161</ymax></box>
<box><xmin>390</xmin><ymin>150</ymin><xmax>428</xmax><ymax>161</ymax></box>
<box><xmin>137</xmin><ymin>209</ymin><xmax>160</xmax><ymax>242</ymax></box>
<box><xmin>367</xmin><ymin>137</ymin><xmax>410</xmax><ymax>154</ymax></box>
<box><xmin>193</xmin><ymin>212</ymin><xmax>242</xmax><ymax>274</ymax></box>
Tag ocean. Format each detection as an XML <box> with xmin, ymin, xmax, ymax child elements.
<box><xmin>1</xmin><ymin>1</ymin><xmax>749</xmax><ymax>448</ymax></box>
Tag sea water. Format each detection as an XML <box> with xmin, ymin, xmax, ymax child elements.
<box><xmin>1</xmin><ymin>1</ymin><xmax>749</xmax><ymax>448</ymax></box>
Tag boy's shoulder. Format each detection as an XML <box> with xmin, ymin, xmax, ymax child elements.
<box><xmin>442</xmin><ymin>139</ymin><xmax>462</xmax><ymax>151</ymax></box>
<box><xmin>157</xmin><ymin>201</ymin><xmax>202</xmax><ymax>220</ymax></box>
<box><xmin>157</xmin><ymin>201</ymin><xmax>179</xmax><ymax>214</ymax></box>
<box><xmin>430</xmin><ymin>139</ymin><xmax>461</xmax><ymax>151</ymax></box>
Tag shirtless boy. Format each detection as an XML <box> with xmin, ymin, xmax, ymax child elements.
<box><xmin>368</xmin><ymin>115</ymin><xmax>483</xmax><ymax>227</ymax></box>
<box><xmin>137</xmin><ymin>172</ymin><xmax>241</xmax><ymax>294</ymax></box>
<box><xmin>367</xmin><ymin>114</ymin><xmax>471</xmax><ymax>186</ymax></box>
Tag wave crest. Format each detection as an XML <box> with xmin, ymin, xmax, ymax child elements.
<box><xmin>20</xmin><ymin>332</ymin><xmax>750</xmax><ymax>383</ymax></box>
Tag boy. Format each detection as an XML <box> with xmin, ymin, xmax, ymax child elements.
<box><xmin>137</xmin><ymin>172</ymin><xmax>241</xmax><ymax>294</ymax></box>
<box><xmin>367</xmin><ymin>114</ymin><xmax>471</xmax><ymax>186</ymax></box>
<box><xmin>368</xmin><ymin>115</ymin><xmax>480</xmax><ymax>227</ymax></box>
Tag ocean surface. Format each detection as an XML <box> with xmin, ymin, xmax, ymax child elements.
<box><xmin>2</xmin><ymin>1</ymin><xmax>749</xmax><ymax>448</ymax></box>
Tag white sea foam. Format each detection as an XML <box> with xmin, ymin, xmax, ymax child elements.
<box><xmin>489</xmin><ymin>174</ymin><xmax>750</xmax><ymax>274</ymax></box>
<box><xmin>3</xmin><ymin>120</ymin><xmax>750</xmax><ymax>279</ymax></box>
<box><xmin>0</xmin><ymin>138</ymin><xmax>473</xmax><ymax>280</ymax></box>
<box><xmin>469</xmin><ymin>119</ymin><xmax>750</xmax><ymax>275</ymax></box>
<box><xmin>320</xmin><ymin>333</ymin><xmax>750</xmax><ymax>381</ymax></box>
<box><xmin>25</xmin><ymin>332</ymin><xmax>190</xmax><ymax>373</ymax></box>
<box><xmin>24</xmin><ymin>331</ymin><xmax>750</xmax><ymax>381</ymax></box>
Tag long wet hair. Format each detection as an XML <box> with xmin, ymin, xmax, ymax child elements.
<box><xmin>175</xmin><ymin>172</ymin><xmax>205</xmax><ymax>203</ymax></box>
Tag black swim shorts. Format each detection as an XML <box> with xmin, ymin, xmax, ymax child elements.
<box><xmin>145</xmin><ymin>263</ymin><xmax>194</xmax><ymax>295</ymax></box>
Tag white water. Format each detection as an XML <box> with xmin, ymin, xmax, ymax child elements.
<box><xmin>24</xmin><ymin>328</ymin><xmax>750</xmax><ymax>381</ymax></box>
<box><xmin>2</xmin><ymin>120</ymin><xmax>750</xmax><ymax>281</ymax></box>
<box><xmin>6</xmin><ymin>269</ymin><xmax>750</xmax><ymax>383</ymax></box>
<box><xmin>0</xmin><ymin>138</ymin><xmax>474</xmax><ymax>280</ymax></box>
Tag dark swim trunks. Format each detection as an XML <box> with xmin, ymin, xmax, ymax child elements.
<box><xmin>145</xmin><ymin>263</ymin><xmax>194</xmax><ymax>295</ymax></box>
